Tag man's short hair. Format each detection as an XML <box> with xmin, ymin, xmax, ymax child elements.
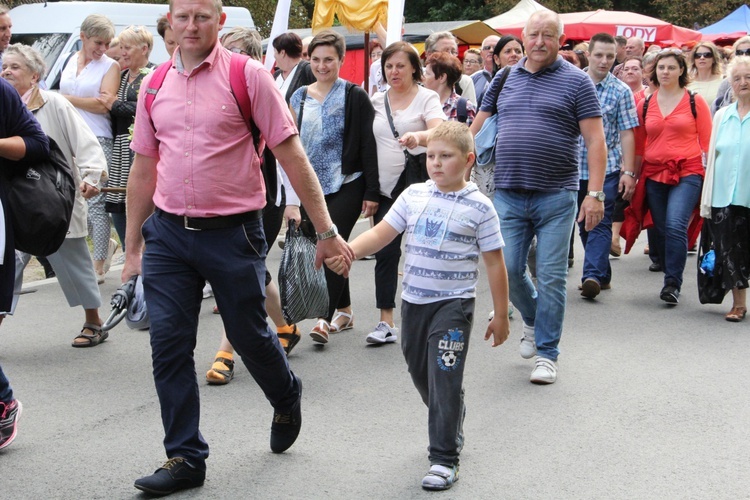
<box><xmin>622</xmin><ymin>55</ymin><xmax>643</xmax><ymax>67</ymax></box>
<box><xmin>308</xmin><ymin>29</ymin><xmax>346</xmax><ymax>60</ymax></box>
<box><xmin>272</xmin><ymin>32</ymin><xmax>303</xmax><ymax>59</ymax></box>
<box><xmin>615</xmin><ymin>36</ymin><xmax>627</xmax><ymax>47</ymax></box>
<box><xmin>589</xmin><ymin>33</ymin><xmax>616</xmax><ymax>53</ymax></box>
<box><xmin>80</xmin><ymin>14</ymin><xmax>115</xmax><ymax>42</ymax></box>
<box><xmin>523</xmin><ymin>11</ymin><xmax>564</xmax><ymax>39</ymax></box>
<box><xmin>156</xmin><ymin>14</ymin><xmax>170</xmax><ymax>39</ymax></box>
<box><xmin>428</xmin><ymin>121</ymin><xmax>474</xmax><ymax>157</ymax></box>
<box><xmin>426</xmin><ymin>52</ymin><xmax>462</xmax><ymax>88</ymax></box>
<box><xmin>424</xmin><ymin>31</ymin><xmax>456</xmax><ymax>54</ymax></box>
<box><xmin>169</xmin><ymin>0</ymin><xmax>222</xmax><ymax>16</ymax></box>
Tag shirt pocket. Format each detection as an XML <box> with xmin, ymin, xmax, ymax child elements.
<box><xmin>206</xmin><ymin>101</ymin><xmax>246</xmax><ymax>140</ymax></box>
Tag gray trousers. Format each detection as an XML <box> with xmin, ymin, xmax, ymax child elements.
<box><xmin>401</xmin><ymin>297</ymin><xmax>474</xmax><ymax>467</ymax></box>
<box><xmin>12</xmin><ymin>237</ymin><xmax>102</xmax><ymax>314</ymax></box>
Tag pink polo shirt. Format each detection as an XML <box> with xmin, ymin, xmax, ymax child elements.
<box><xmin>131</xmin><ymin>42</ymin><xmax>298</xmax><ymax>217</ymax></box>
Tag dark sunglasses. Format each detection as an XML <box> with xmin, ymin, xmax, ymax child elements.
<box><xmin>736</xmin><ymin>48</ymin><xmax>750</xmax><ymax>56</ymax></box>
<box><xmin>694</xmin><ymin>51</ymin><xmax>713</xmax><ymax>59</ymax></box>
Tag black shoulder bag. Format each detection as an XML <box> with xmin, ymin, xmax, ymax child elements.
<box><xmin>384</xmin><ymin>91</ymin><xmax>428</xmax><ymax>197</ymax></box>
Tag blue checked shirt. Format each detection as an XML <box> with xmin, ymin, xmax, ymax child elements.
<box><xmin>578</xmin><ymin>71</ymin><xmax>639</xmax><ymax>180</ymax></box>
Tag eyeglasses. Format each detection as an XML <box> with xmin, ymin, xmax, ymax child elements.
<box><xmin>736</xmin><ymin>48</ymin><xmax>750</xmax><ymax>56</ymax></box>
<box><xmin>694</xmin><ymin>52</ymin><xmax>713</xmax><ymax>59</ymax></box>
<box><xmin>464</xmin><ymin>59</ymin><xmax>481</xmax><ymax>65</ymax></box>
<box><xmin>229</xmin><ymin>47</ymin><xmax>248</xmax><ymax>55</ymax></box>
<box><xmin>482</xmin><ymin>45</ymin><xmax>495</xmax><ymax>51</ymax></box>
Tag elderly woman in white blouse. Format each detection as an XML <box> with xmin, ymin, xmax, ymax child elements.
<box><xmin>2</xmin><ymin>44</ymin><xmax>109</xmax><ymax>346</ymax></box>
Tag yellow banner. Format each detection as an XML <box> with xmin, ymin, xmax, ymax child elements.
<box><xmin>312</xmin><ymin>0</ymin><xmax>389</xmax><ymax>32</ymax></box>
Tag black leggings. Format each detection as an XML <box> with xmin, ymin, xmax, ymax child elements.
<box><xmin>373</xmin><ymin>194</ymin><xmax>403</xmax><ymax>310</ymax></box>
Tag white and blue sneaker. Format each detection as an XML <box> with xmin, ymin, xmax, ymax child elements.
<box><xmin>365</xmin><ymin>321</ymin><xmax>398</xmax><ymax>344</ymax></box>
<box><xmin>519</xmin><ymin>322</ymin><xmax>537</xmax><ymax>359</ymax></box>
<box><xmin>422</xmin><ymin>464</ymin><xmax>459</xmax><ymax>490</ymax></box>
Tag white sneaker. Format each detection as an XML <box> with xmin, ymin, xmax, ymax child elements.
<box><xmin>202</xmin><ymin>282</ymin><xmax>213</xmax><ymax>299</ymax></box>
<box><xmin>530</xmin><ymin>356</ymin><xmax>557</xmax><ymax>384</ymax></box>
<box><xmin>519</xmin><ymin>323</ymin><xmax>537</xmax><ymax>359</ymax></box>
<box><xmin>102</xmin><ymin>238</ymin><xmax>119</xmax><ymax>274</ymax></box>
<box><xmin>366</xmin><ymin>321</ymin><xmax>398</xmax><ymax>344</ymax></box>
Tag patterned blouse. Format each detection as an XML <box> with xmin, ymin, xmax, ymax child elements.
<box><xmin>291</xmin><ymin>78</ymin><xmax>360</xmax><ymax>195</ymax></box>
<box><xmin>442</xmin><ymin>92</ymin><xmax>476</xmax><ymax>126</ymax></box>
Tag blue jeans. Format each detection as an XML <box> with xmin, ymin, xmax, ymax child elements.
<box><xmin>141</xmin><ymin>212</ymin><xmax>301</xmax><ymax>470</ymax></box>
<box><xmin>0</xmin><ymin>363</ymin><xmax>12</xmax><ymax>402</ymax></box>
<box><xmin>577</xmin><ymin>171</ymin><xmax>620</xmax><ymax>285</ymax></box>
<box><xmin>110</xmin><ymin>212</ymin><xmax>127</xmax><ymax>252</ymax></box>
<box><xmin>646</xmin><ymin>175</ymin><xmax>703</xmax><ymax>289</ymax></box>
<box><xmin>493</xmin><ymin>189</ymin><xmax>577</xmax><ymax>361</ymax></box>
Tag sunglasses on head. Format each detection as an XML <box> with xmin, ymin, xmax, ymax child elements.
<box><xmin>736</xmin><ymin>48</ymin><xmax>750</xmax><ymax>56</ymax></box>
<box><xmin>694</xmin><ymin>51</ymin><xmax>713</xmax><ymax>59</ymax></box>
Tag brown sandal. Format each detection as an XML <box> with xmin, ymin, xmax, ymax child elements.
<box><xmin>725</xmin><ymin>306</ymin><xmax>747</xmax><ymax>322</ymax></box>
<box><xmin>72</xmin><ymin>323</ymin><xmax>108</xmax><ymax>347</ymax></box>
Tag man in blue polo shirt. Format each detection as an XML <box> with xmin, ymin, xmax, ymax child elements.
<box><xmin>577</xmin><ymin>33</ymin><xmax>639</xmax><ymax>300</ymax></box>
<box><xmin>471</xmin><ymin>10</ymin><xmax>606</xmax><ymax>385</ymax></box>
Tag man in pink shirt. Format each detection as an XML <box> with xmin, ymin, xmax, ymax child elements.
<box><xmin>123</xmin><ymin>0</ymin><xmax>353</xmax><ymax>495</ymax></box>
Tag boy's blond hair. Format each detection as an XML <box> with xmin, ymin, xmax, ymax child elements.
<box><xmin>427</xmin><ymin>121</ymin><xmax>474</xmax><ymax>156</ymax></box>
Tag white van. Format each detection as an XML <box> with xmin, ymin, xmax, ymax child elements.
<box><xmin>9</xmin><ymin>1</ymin><xmax>254</xmax><ymax>89</ymax></box>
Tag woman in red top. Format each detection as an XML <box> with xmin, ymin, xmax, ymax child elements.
<box><xmin>634</xmin><ymin>50</ymin><xmax>712</xmax><ymax>304</ymax></box>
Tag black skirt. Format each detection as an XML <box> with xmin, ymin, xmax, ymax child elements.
<box><xmin>709</xmin><ymin>205</ymin><xmax>750</xmax><ymax>291</ymax></box>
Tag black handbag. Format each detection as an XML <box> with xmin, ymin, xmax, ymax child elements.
<box><xmin>383</xmin><ymin>92</ymin><xmax>428</xmax><ymax>196</ymax></box>
<box><xmin>697</xmin><ymin>222</ymin><xmax>729</xmax><ymax>305</ymax></box>
<box><xmin>4</xmin><ymin>136</ymin><xmax>75</xmax><ymax>256</ymax></box>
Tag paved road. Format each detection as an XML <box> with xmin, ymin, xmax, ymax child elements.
<box><xmin>1</xmin><ymin>223</ymin><xmax>748</xmax><ymax>499</ymax></box>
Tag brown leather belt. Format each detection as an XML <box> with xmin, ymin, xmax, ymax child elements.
<box><xmin>155</xmin><ymin>208</ymin><xmax>262</xmax><ymax>231</ymax></box>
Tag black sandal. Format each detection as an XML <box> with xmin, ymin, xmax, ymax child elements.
<box><xmin>72</xmin><ymin>323</ymin><xmax>108</xmax><ymax>348</ymax></box>
<box><xmin>277</xmin><ymin>325</ymin><xmax>301</xmax><ymax>356</ymax></box>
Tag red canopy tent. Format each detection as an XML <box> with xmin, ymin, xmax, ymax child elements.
<box><xmin>495</xmin><ymin>10</ymin><xmax>702</xmax><ymax>46</ymax></box>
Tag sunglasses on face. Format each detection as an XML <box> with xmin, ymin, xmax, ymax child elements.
<box><xmin>694</xmin><ymin>51</ymin><xmax>713</xmax><ymax>59</ymax></box>
<box><xmin>229</xmin><ymin>47</ymin><xmax>248</xmax><ymax>55</ymax></box>
<box><xmin>482</xmin><ymin>45</ymin><xmax>495</xmax><ymax>51</ymax></box>
<box><xmin>736</xmin><ymin>48</ymin><xmax>750</xmax><ymax>56</ymax></box>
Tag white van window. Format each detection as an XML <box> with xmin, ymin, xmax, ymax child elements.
<box><xmin>11</xmin><ymin>33</ymin><xmax>70</xmax><ymax>80</ymax></box>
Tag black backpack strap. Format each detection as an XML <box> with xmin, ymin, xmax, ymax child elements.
<box><xmin>642</xmin><ymin>93</ymin><xmax>652</xmax><ymax>124</ymax></box>
<box><xmin>688</xmin><ymin>90</ymin><xmax>697</xmax><ymax>119</ymax></box>
<box><xmin>456</xmin><ymin>97</ymin><xmax>468</xmax><ymax>123</ymax></box>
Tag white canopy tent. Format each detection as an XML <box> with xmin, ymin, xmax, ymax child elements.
<box><xmin>485</xmin><ymin>0</ymin><xmax>551</xmax><ymax>30</ymax></box>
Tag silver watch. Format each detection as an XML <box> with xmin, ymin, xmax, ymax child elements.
<box><xmin>587</xmin><ymin>191</ymin><xmax>606</xmax><ymax>202</ymax></box>
<box><xmin>621</xmin><ymin>171</ymin><xmax>636</xmax><ymax>178</ymax></box>
<box><xmin>316</xmin><ymin>224</ymin><xmax>339</xmax><ymax>241</ymax></box>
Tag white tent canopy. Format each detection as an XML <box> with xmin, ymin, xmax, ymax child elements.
<box><xmin>485</xmin><ymin>0</ymin><xmax>550</xmax><ymax>30</ymax></box>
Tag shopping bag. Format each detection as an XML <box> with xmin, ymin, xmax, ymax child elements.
<box><xmin>697</xmin><ymin>224</ymin><xmax>728</xmax><ymax>305</ymax></box>
<box><xmin>278</xmin><ymin>220</ymin><xmax>329</xmax><ymax>324</ymax></box>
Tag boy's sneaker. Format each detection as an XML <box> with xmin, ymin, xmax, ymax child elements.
<box><xmin>519</xmin><ymin>323</ymin><xmax>537</xmax><ymax>359</ymax></box>
<box><xmin>530</xmin><ymin>357</ymin><xmax>558</xmax><ymax>385</ymax></box>
<box><xmin>134</xmin><ymin>457</ymin><xmax>205</xmax><ymax>495</ymax></box>
<box><xmin>0</xmin><ymin>399</ymin><xmax>22</xmax><ymax>450</ymax></box>
<box><xmin>366</xmin><ymin>321</ymin><xmax>398</xmax><ymax>344</ymax></box>
<box><xmin>421</xmin><ymin>464</ymin><xmax>459</xmax><ymax>490</ymax></box>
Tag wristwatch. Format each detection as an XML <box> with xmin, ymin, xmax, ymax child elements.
<box><xmin>621</xmin><ymin>171</ymin><xmax>636</xmax><ymax>178</ymax></box>
<box><xmin>316</xmin><ymin>224</ymin><xmax>339</xmax><ymax>241</ymax></box>
<box><xmin>587</xmin><ymin>191</ymin><xmax>606</xmax><ymax>202</ymax></box>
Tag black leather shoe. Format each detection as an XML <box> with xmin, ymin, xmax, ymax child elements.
<box><xmin>270</xmin><ymin>376</ymin><xmax>302</xmax><ymax>453</ymax></box>
<box><xmin>134</xmin><ymin>457</ymin><xmax>205</xmax><ymax>496</ymax></box>
<box><xmin>660</xmin><ymin>285</ymin><xmax>680</xmax><ymax>304</ymax></box>
<box><xmin>649</xmin><ymin>262</ymin><xmax>662</xmax><ymax>272</ymax></box>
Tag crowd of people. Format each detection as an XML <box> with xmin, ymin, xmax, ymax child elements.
<box><xmin>0</xmin><ymin>1</ymin><xmax>748</xmax><ymax>495</ymax></box>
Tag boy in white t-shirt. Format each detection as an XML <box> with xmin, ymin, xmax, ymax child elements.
<box><xmin>327</xmin><ymin>121</ymin><xmax>510</xmax><ymax>490</ymax></box>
